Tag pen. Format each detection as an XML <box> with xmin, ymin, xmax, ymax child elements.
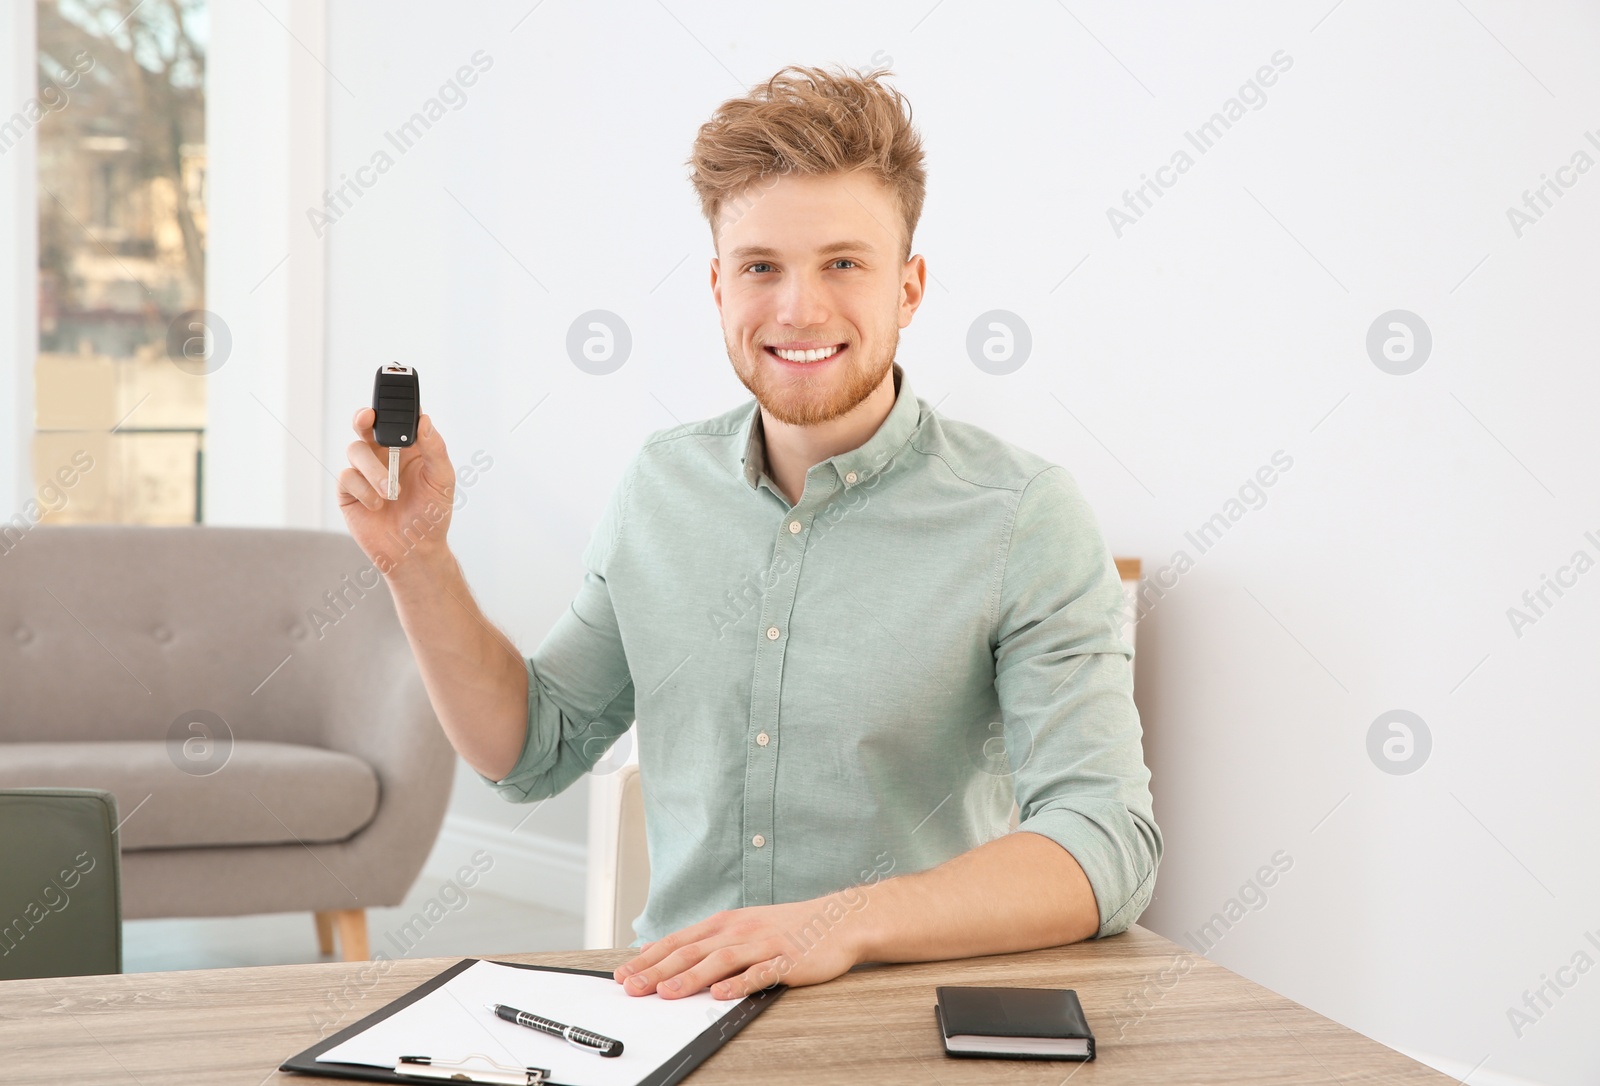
<box><xmin>485</xmin><ymin>1002</ymin><xmax>625</xmax><ymax>1057</ymax></box>
<box><xmin>396</xmin><ymin>1053</ymin><xmax>549</xmax><ymax>1085</ymax></box>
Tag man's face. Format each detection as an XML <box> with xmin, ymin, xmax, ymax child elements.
<box><xmin>711</xmin><ymin>171</ymin><xmax>925</xmax><ymax>427</ymax></box>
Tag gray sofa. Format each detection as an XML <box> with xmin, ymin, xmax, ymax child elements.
<box><xmin>0</xmin><ymin>525</ymin><xmax>455</xmax><ymax>961</ymax></box>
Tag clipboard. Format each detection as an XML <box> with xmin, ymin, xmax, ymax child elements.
<box><xmin>280</xmin><ymin>958</ymin><xmax>785</xmax><ymax>1086</ymax></box>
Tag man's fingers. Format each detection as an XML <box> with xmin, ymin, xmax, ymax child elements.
<box><xmin>346</xmin><ymin>439</ymin><xmax>389</xmax><ymax>496</ymax></box>
<box><xmin>338</xmin><ymin>466</ymin><xmax>382</xmax><ymax>511</ymax></box>
<box><xmin>713</xmin><ymin>956</ymin><xmax>789</xmax><ymax>999</ymax></box>
<box><xmin>348</xmin><ymin>407</ymin><xmax>391</xmax><ymax>493</ymax></box>
<box><xmin>352</xmin><ymin>405</ymin><xmax>376</xmax><ymax>441</ymax></box>
<box><xmin>413</xmin><ymin>413</ymin><xmax>454</xmax><ymax>489</ymax></box>
<box><xmin>621</xmin><ymin>942</ymin><xmax>718</xmax><ymax>996</ymax></box>
<box><xmin>348</xmin><ymin>408</ymin><xmax>451</xmax><ymax>500</ymax></box>
<box><xmin>652</xmin><ymin>945</ymin><xmax>759</xmax><ymax>1000</ymax></box>
<box><xmin>615</xmin><ymin>923</ymin><xmax>714</xmax><ymax>982</ymax></box>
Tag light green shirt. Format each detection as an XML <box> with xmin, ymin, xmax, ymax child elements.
<box><xmin>481</xmin><ymin>363</ymin><xmax>1161</xmax><ymax>947</ymax></box>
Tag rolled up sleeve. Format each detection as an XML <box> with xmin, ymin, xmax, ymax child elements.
<box><xmin>477</xmin><ymin>457</ymin><xmax>638</xmax><ymax>802</ymax></box>
<box><xmin>992</xmin><ymin>465</ymin><xmax>1162</xmax><ymax>938</ymax></box>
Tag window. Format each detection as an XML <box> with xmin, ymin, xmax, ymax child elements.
<box><xmin>34</xmin><ymin>0</ymin><xmax>207</xmax><ymax>524</ymax></box>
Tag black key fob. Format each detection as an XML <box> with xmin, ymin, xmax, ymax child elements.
<box><xmin>372</xmin><ymin>364</ymin><xmax>420</xmax><ymax>500</ymax></box>
<box><xmin>372</xmin><ymin>364</ymin><xmax>420</xmax><ymax>448</ymax></box>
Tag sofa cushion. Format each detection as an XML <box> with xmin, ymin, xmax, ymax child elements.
<box><xmin>0</xmin><ymin>741</ymin><xmax>380</xmax><ymax>851</ymax></box>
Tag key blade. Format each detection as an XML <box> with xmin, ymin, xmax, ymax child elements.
<box><xmin>388</xmin><ymin>445</ymin><xmax>400</xmax><ymax>500</ymax></box>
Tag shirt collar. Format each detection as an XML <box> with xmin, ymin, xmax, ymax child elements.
<box><xmin>738</xmin><ymin>361</ymin><xmax>920</xmax><ymax>491</ymax></box>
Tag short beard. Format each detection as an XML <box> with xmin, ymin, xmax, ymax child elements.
<box><xmin>727</xmin><ymin>330</ymin><xmax>896</xmax><ymax>427</ymax></box>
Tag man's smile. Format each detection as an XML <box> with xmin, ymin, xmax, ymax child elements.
<box><xmin>763</xmin><ymin>342</ymin><xmax>848</xmax><ymax>369</ymax></box>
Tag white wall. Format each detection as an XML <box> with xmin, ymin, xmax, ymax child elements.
<box><xmin>305</xmin><ymin>3</ymin><xmax>1598</xmax><ymax>1083</ymax></box>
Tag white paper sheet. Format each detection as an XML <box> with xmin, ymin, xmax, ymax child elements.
<box><xmin>316</xmin><ymin>959</ymin><xmax>743</xmax><ymax>1086</ymax></box>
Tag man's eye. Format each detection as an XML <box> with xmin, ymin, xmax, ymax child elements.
<box><xmin>745</xmin><ymin>260</ymin><xmax>856</xmax><ymax>274</ymax></box>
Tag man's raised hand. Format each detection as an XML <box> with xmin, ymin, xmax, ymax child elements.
<box><xmin>336</xmin><ymin>406</ymin><xmax>456</xmax><ymax>576</ymax></box>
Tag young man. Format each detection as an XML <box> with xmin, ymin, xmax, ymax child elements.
<box><xmin>337</xmin><ymin>65</ymin><xmax>1160</xmax><ymax>1002</ymax></box>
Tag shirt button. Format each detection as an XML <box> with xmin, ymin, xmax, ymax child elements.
<box><xmin>788</xmin><ymin>520</ymin><xmax>801</xmax><ymax>534</ymax></box>
<box><xmin>756</xmin><ymin>732</ymin><xmax>770</xmax><ymax>746</ymax></box>
<box><xmin>752</xmin><ymin>834</ymin><xmax>766</xmax><ymax>847</ymax></box>
<box><xmin>766</xmin><ymin>626</ymin><xmax>780</xmax><ymax>640</ymax></box>
<box><xmin>845</xmin><ymin>471</ymin><xmax>858</xmax><ymax>484</ymax></box>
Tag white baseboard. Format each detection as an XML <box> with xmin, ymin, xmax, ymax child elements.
<box><xmin>421</xmin><ymin>813</ymin><xmax>587</xmax><ymax>918</ymax></box>
<box><xmin>1397</xmin><ymin>1048</ymin><xmax>1554</xmax><ymax>1086</ymax></box>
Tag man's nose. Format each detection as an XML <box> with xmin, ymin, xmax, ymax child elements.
<box><xmin>773</xmin><ymin>272</ymin><xmax>831</xmax><ymax>328</ymax></box>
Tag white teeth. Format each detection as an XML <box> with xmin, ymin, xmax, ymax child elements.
<box><xmin>771</xmin><ymin>344</ymin><xmax>842</xmax><ymax>363</ymax></box>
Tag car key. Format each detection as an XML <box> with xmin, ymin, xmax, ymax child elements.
<box><xmin>371</xmin><ymin>363</ymin><xmax>420</xmax><ymax>500</ymax></box>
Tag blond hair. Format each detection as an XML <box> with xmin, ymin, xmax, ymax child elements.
<box><xmin>686</xmin><ymin>64</ymin><xmax>927</xmax><ymax>261</ymax></box>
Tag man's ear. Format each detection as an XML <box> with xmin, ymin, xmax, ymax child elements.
<box><xmin>710</xmin><ymin>256</ymin><xmax>723</xmax><ymax>316</ymax></box>
<box><xmin>899</xmin><ymin>254</ymin><xmax>927</xmax><ymax>329</ymax></box>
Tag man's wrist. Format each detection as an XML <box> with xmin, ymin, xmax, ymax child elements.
<box><xmin>380</xmin><ymin>541</ymin><xmax>457</xmax><ymax>593</ymax></box>
<box><xmin>841</xmin><ymin>878</ymin><xmax>892</xmax><ymax>966</ymax></box>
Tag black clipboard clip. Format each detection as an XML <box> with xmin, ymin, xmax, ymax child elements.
<box><xmin>395</xmin><ymin>1053</ymin><xmax>551</xmax><ymax>1084</ymax></box>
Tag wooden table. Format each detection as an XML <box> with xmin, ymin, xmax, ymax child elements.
<box><xmin>1</xmin><ymin>924</ymin><xmax>1452</xmax><ymax>1084</ymax></box>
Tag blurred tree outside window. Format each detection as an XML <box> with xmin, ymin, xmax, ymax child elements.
<box><xmin>34</xmin><ymin>0</ymin><xmax>207</xmax><ymax>524</ymax></box>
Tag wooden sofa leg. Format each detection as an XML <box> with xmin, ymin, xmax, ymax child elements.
<box><xmin>314</xmin><ymin>910</ymin><xmax>336</xmax><ymax>956</ymax></box>
<box><xmin>333</xmin><ymin>908</ymin><xmax>370</xmax><ymax>961</ymax></box>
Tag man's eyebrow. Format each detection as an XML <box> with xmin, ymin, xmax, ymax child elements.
<box><xmin>728</xmin><ymin>240</ymin><xmax>878</xmax><ymax>260</ymax></box>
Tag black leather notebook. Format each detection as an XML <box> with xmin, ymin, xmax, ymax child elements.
<box><xmin>934</xmin><ymin>985</ymin><xmax>1096</xmax><ymax>1061</ymax></box>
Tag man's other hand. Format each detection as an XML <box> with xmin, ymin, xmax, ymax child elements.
<box><xmin>612</xmin><ymin>895</ymin><xmax>868</xmax><ymax>1000</ymax></box>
